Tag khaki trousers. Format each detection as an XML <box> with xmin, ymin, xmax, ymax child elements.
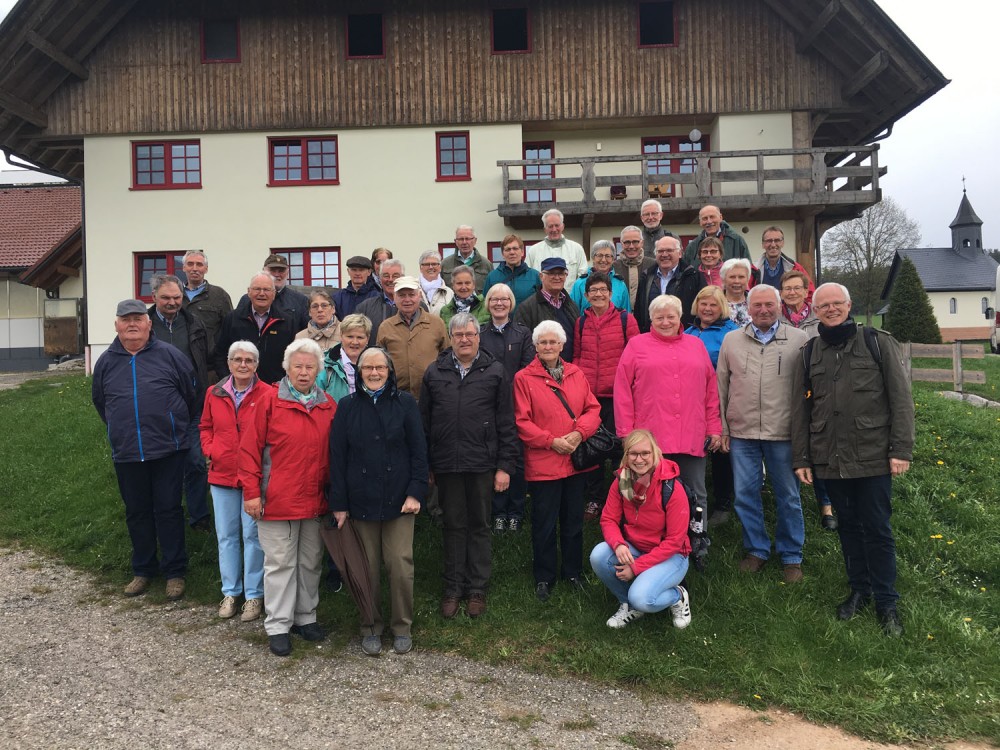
<box><xmin>257</xmin><ymin>517</ymin><xmax>323</xmax><ymax>636</ymax></box>
<box><xmin>354</xmin><ymin>514</ymin><xmax>415</xmax><ymax>638</ymax></box>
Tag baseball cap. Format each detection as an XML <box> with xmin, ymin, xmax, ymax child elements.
<box><xmin>264</xmin><ymin>253</ymin><xmax>289</xmax><ymax>268</ymax></box>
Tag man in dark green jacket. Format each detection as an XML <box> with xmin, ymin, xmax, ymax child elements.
<box><xmin>682</xmin><ymin>204</ymin><xmax>750</xmax><ymax>266</ymax></box>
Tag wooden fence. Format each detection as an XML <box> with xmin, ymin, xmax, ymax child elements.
<box><xmin>903</xmin><ymin>342</ymin><xmax>986</xmax><ymax>392</ymax></box>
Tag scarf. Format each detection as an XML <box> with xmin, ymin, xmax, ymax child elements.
<box><xmin>620</xmin><ymin>254</ymin><xmax>644</xmax><ymax>305</ymax></box>
<box><xmin>279</xmin><ymin>377</ymin><xmax>326</xmax><ymax>411</ymax></box>
<box><xmin>782</xmin><ymin>301</ymin><xmax>812</xmax><ymax>328</ymax></box>
<box><xmin>543</xmin><ymin>357</ymin><xmax>565</xmax><ymax>384</ymax></box>
<box><xmin>420</xmin><ymin>275</ymin><xmax>444</xmax><ymax>300</ymax></box>
<box><xmin>340</xmin><ymin>347</ymin><xmax>357</xmax><ymax>393</ymax></box>
<box><xmin>454</xmin><ymin>296</ymin><xmax>474</xmax><ymax>313</ymax></box>
<box><xmin>362</xmin><ymin>383</ymin><xmax>386</xmax><ymax>403</ymax></box>
<box><xmin>818</xmin><ymin>317</ymin><xmax>858</xmax><ymax>347</ymax></box>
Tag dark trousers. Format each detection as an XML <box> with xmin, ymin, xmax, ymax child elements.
<box><xmin>709</xmin><ymin>450</ymin><xmax>734</xmax><ymax>513</ymax></box>
<box><xmin>825</xmin><ymin>474</ymin><xmax>898</xmax><ymax>607</ymax></box>
<box><xmin>114</xmin><ymin>451</ymin><xmax>188</xmax><ymax>579</ymax></box>
<box><xmin>529</xmin><ymin>473</ymin><xmax>586</xmax><ymax>585</ymax></box>
<box><xmin>437</xmin><ymin>471</ymin><xmax>494</xmax><ymax>597</ymax></box>
<box><xmin>584</xmin><ymin>396</ymin><xmax>621</xmax><ymax>506</ymax></box>
<box><xmin>492</xmin><ymin>465</ymin><xmax>526</xmax><ymax>521</ymax></box>
<box><xmin>184</xmin><ymin>421</ymin><xmax>210</xmax><ymax>525</ymax></box>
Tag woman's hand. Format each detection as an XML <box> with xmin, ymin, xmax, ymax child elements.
<box><xmin>493</xmin><ymin>470</ymin><xmax>510</xmax><ymax>493</ymax></box>
<box><xmin>614</xmin><ymin>543</ymin><xmax>635</xmax><ymax>566</ymax></box>
<box><xmin>332</xmin><ymin>510</ymin><xmax>348</xmax><ymax>528</ymax></box>
<box><xmin>551</xmin><ymin>436</ymin><xmax>575</xmax><ymax>454</ymax></box>
<box><xmin>401</xmin><ymin>496</ymin><xmax>421</xmax><ymax>514</ymax></box>
<box><xmin>615</xmin><ymin>564</ymin><xmax>636</xmax><ymax>582</ymax></box>
<box><xmin>563</xmin><ymin>431</ymin><xmax>583</xmax><ymax>450</ymax></box>
<box><xmin>244</xmin><ymin>497</ymin><xmax>263</xmax><ymax>521</ymax></box>
<box><xmin>706</xmin><ymin>434</ymin><xmax>722</xmax><ymax>452</ymax></box>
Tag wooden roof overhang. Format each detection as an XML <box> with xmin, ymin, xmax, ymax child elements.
<box><xmin>19</xmin><ymin>224</ymin><xmax>82</xmax><ymax>291</ymax></box>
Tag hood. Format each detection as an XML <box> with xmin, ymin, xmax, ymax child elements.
<box><xmin>355</xmin><ymin>345</ymin><xmax>399</xmax><ymax>399</ymax></box>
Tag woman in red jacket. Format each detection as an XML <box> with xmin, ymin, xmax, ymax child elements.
<box><xmin>239</xmin><ymin>338</ymin><xmax>336</xmax><ymax>657</ymax></box>
<box><xmin>572</xmin><ymin>271</ymin><xmax>640</xmax><ymax>521</ymax></box>
<box><xmin>514</xmin><ymin>320</ymin><xmax>602</xmax><ymax>602</ymax></box>
<box><xmin>200</xmin><ymin>341</ymin><xmax>272</xmax><ymax>622</ymax></box>
<box><xmin>590</xmin><ymin>429</ymin><xmax>692</xmax><ymax>630</ymax></box>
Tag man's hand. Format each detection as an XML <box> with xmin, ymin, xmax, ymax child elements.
<box><xmin>401</xmin><ymin>496</ymin><xmax>421</xmax><ymax>514</ymax></box>
<box><xmin>332</xmin><ymin>510</ymin><xmax>348</xmax><ymax>528</ymax></box>
<box><xmin>795</xmin><ymin>468</ymin><xmax>813</xmax><ymax>485</ymax></box>
<box><xmin>493</xmin><ymin>470</ymin><xmax>510</xmax><ymax>493</ymax></box>
<box><xmin>889</xmin><ymin>458</ymin><xmax>911</xmax><ymax>476</ymax></box>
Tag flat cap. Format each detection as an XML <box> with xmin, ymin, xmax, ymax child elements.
<box><xmin>115</xmin><ymin>299</ymin><xmax>147</xmax><ymax>316</ymax></box>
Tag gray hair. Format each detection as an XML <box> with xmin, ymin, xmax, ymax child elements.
<box><xmin>151</xmin><ymin>274</ymin><xmax>183</xmax><ymax>295</ymax></box>
<box><xmin>418</xmin><ymin>250</ymin><xmax>441</xmax><ymax>266</ymax></box>
<box><xmin>720</xmin><ymin>258</ymin><xmax>752</xmax><ymax>279</ymax></box>
<box><xmin>591</xmin><ymin>239</ymin><xmax>616</xmax><ymax>256</ymax></box>
<box><xmin>484</xmin><ymin>283</ymin><xmax>514</xmax><ymax>306</ymax></box>
<box><xmin>282</xmin><ymin>338</ymin><xmax>323</xmax><ymax>372</ymax></box>
<box><xmin>248</xmin><ymin>272</ymin><xmax>275</xmax><ymax>290</ymax></box>
<box><xmin>649</xmin><ymin>294</ymin><xmax>683</xmax><ymax>319</ymax></box>
<box><xmin>621</xmin><ymin>224</ymin><xmax>643</xmax><ymax>236</ymax></box>
<box><xmin>541</xmin><ymin>208</ymin><xmax>564</xmax><ymax>225</ymax></box>
<box><xmin>340</xmin><ymin>313</ymin><xmax>373</xmax><ymax>336</ymax></box>
<box><xmin>532</xmin><ymin>320</ymin><xmax>567</xmax><ymax>345</ymax></box>
<box><xmin>815</xmin><ymin>282</ymin><xmax>852</xmax><ymax>303</ymax></box>
<box><xmin>747</xmin><ymin>284</ymin><xmax>781</xmax><ymax>305</ymax></box>
<box><xmin>450</xmin><ymin>265</ymin><xmax>475</xmax><ymax>282</ymax></box>
<box><xmin>381</xmin><ymin>258</ymin><xmax>405</xmax><ymax>276</ymax></box>
<box><xmin>182</xmin><ymin>250</ymin><xmax>207</xmax><ymax>263</ymax></box>
<box><xmin>640</xmin><ymin>199</ymin><xmax>663</xmax><ymax>214</ymax></box>
<box><xmin>448</xmin><ymin>312</ymin><xmax>480</xmax><ymax>336</ymax></box>
<box><xmin>357</xmin><ymin>346</ymin><xmax>393</xmax><ymax>374</ymax></box>
<box><xmin>455</xmin><ymin>224</ymin><xmax>476</xmax><ymax>236</ymax></box>
<box><xmin>227</xmin><ymin>340</ymin><xmax>259</xmax><ymax>361</ymax></box>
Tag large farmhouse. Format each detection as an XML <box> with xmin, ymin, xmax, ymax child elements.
<box><xmin>0</xmin><ymin>0</ymin><xmax>947</xmax><ymax>361</ymax></box>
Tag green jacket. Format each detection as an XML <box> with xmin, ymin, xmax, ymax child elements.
<box><xmin>318</xmin><ymin>344</ymin><xmax>353</xmax><ymax>403</ymax></box>
<box><xmin>682</xmin><ymin>221</ymin><xmax>750</xmax><ymax>266</ymax></box>
<box><xmin>440</xmin><ymin>294</ymin><xmax>490</xmax><ymax>327</ymax></box>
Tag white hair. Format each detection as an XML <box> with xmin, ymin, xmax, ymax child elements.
<box><xmin>720</xmin><ymin>258</ymin><xmax>752</xmax><ymax>278</ymax></box>
<box><xmin>381</xmin><ymin>258</ymin><xmax>405</xmax><ymax>275</ymax></box>
<box><xmin>747</xmin><ymin>284</ymin><xmax>781</xmax><ymax>305</ymax></box>
<box><xmin>227</xmin><ymin>340</ymin><xmax>259</xmax><ymax>361</ymax></box>
<box><xmin>455</xmin><ymin>224</ymin><xmax>476</xmax><ymax>236</ymax></box>
<box><xmin>541</xmin><ymin>208</ymin><xmax>564</xmax><ymax>225</ymax></box>
<box><xmin>248</xmin><ymin>272</ymin><xmax>275</xmax><ymax>289</ymax></box>
<box><xmin>531</xmin><ymin>320</ymin><xmax>567</xmax><ymax>345</ymax></box>
<box><xmin>282</xmin><ymin>338</ymin><xmax>323</xmax><ymax>372</ymax></box>
<box><xmin>814</xmin><ymin>282</ymin><xmax>852</xmax><ymax>303</ymax></box>
<box><xmin>648</xmin><ymin>294</ymin><xmax>683</xmax><ymax>319</ymax></box>
<box><xmin>640</xmin><ymin>199</ymin><xmax>663</xmax><ymax>213</ymax></box>
<box><xmin>418</xmin><ymin>250</ymin><xmax>440</xmax><ymax>265</ymax></box>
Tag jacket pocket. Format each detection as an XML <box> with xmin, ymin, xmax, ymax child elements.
<box><xmin>808</xmin><ymin>418</ymin><xmax>830</xmax><ymax>462</ymax></box>
<box><xmin>854</xmin><ymin>413</ymin><xmax>891</xmax><ymax>461</ymax></box>
<box><xmin>850</xmin><ymin>361</ymin><xmax>881</xmax><ymax>391</ymax></box>
<box><xmin>483</xmin><ymin>420</ymin><xmax>498</xmax><ymax>464</ymax></box>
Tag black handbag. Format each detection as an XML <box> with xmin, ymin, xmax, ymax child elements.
<box><xmin>548</xmin><ymin>387</ymin><xmax>620</xmax><ymax>470</ymax></box>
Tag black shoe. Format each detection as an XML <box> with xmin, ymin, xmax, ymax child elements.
<box><xmin>326</xmin><ymin>573</ymin><xmax>344</xmax><ymax>593</ymax></box>
<box><xmin>836</xmin><ymin>591</ymin><xmax>871</xmax><ymax>621</ymax></box>
<box><xmin>190</xmin><ymin>516</ymin><xmax>214</xmax><ymax>533</ymax></box>
<box><xmin>566</xmin><ymin>577</ymin><xmax>586</xmax><ymax>592</ymax></box>
<box><xmin>876</xmin><ymin>606</ymin><xmax>904</xmax><ymax>637</ymax></box>
<box><xmin>821</xmin><ymin>514</ymin><xmax>838</xmax><ymax>531</ymax></box>
<box><xmin>291</xmin><ymin>622</ymin><xmax>327</xmax><ymax>642</ymax></box>
<box><xmin>268</xmin><ymin>633</ymin><xmax>292</xmax><ymax>657</ymax></box>
<box><xmin>535</xmin><ymin>582</ymin><xmax>551</xmax><ymax>602</ymax></box>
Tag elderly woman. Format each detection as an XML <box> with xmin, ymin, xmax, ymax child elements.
<box><xmin>514</xmin><ymin>320</ymin><xmax>602</xmax><ymax>601</ymax></box>
<box><xmin>296</xmin><ymin>290</ymin><xmax>341</xmax><ymax>351</ymax></box>
<box><xmin>480</xmin><ymin>283</ymin><xmax>535</xmax><ymax>533</ymax></box>
<box><xmin>590</xmin><ymin>430</ymin><xmax>692</xmax><ymax>630</ymax></box>
<box><xmin>417</xmin><ymin>250</ymin><xmax>454</xmax><ymax>315</ymax></box>
<box><xmin>570</xmin><ymin>240</ymin><xmax>631</xmax><ymax>313</ymax></box>
<box><xmin>696</xmin><ymin>236</ymin><xmax>725</xmax><ymax>288</ymax></box>
<box><xmin>573</xmin><ymin>271</ymin><xmax>640</xmax><ymax>521</ymax></box>
<box><xmin>200</xmin><ymin>341</ymin><xmax>271</xmax><ymax>621</ymax></box>
<box><xmin>721</xmin><ymin>258</ymin><xmax>753</xmax><ymax>327</ymax></box>
<box><xmin>239</xmin><ymin>338</ymin><xmax>336</xmax><ymax>657</ymax></box>
<box><xmin>329</xmin><ymin>347</ymin><xmax>427</xmax><ymax>656</ymax></box>
<box><xmin>615</xmin><ymin>295</ymin><xmax>721</xmax><ymax>523</ymax></box>
<box><xmin>318</xmin><ymin>313</ymin><xmax>371</xmax><ymax>402</ymax></box>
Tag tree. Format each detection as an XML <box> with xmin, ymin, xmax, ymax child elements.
<box><xmin>884</xmin><ymin>257</ymin><xmax>941</xmax><ymax>343</ymax></box>
<box><xmin>822</xmin><ymin>197</ymin><xmax>921</xmax><ymax>325</ymax></box>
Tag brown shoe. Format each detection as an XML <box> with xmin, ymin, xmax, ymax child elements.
<box><xmin>583</xmin><ymin>502</ymin><xmax>602</xmax><ymax>522</ymax></box>
<box><xmin>123</xmin><ymin>576</ymin><xmax>150</xmax><ymax>597</ymax></box>
<box><xmin>738</xmin><ymin>555</ymin><xmax>767</xmax><ymax>573</ymax></box>
<box><xmin>783</xmin><ymin>564</ymin><xmax>803</xmax><ymax>584</ymax></box>
<box><xmin>440</xmin><ymin>596</ymin><xmax>460</xmax><ymax>619</ymax></box>
<box><xmin>467</xmin><ymin>593</ymin><xmax>487</xmax><ymax>618</ymax></box>
<box><xmin>165</xmin><ymin>577</ymin><xmax>186</xmax><ymax>601</ymax></box>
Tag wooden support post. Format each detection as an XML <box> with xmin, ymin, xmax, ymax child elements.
<box><xmin>953</xmin><ymin>342</ymin><xmax>963</xmax><ymax>393</ymax></box>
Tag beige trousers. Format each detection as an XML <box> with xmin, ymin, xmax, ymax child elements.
<box><xmin>354</xmin><ymin>514</ymin><xmax>415</xmax><ymax>638</ymax></box>
<box><xmin>257</xmin><ymin>517</ymin><xmax>323</xmax><ymax>636</ymax></box>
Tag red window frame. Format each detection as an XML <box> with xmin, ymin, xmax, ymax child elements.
<box><xmin>268</xmin><ymin>136</ymin><xmax>340</xmax><ymax>186</ymax></box>
<box><xmin>637</xmin><ymin>1</ymin><xmax>677</xmax><ymax>49</ymax></box>
<box><xmin>436</xmin><ymin>131</ymin><xmax>471</xmax><ymax>182</ymax></box>
<box><xmin>200</xmin><ymin>18</ymin><xmax>240</xmax><ymax>63</ymax></box>
<box><xmin>641</xmin><ymin>135</ymin><xmax>709</xmax><ymax>197</ymax></box>
<box><xmin>485</xmin><ymin>242</ymin><xmax>506</xmax><ymax>269</ymax></box>
<box><xmin>274</xmin><ymin>247</ymin><xmax>342</xmax><ymax>288</ymax></box>
<box><xmin>131</xmin><ymin>140</ymin><xmax>202</xmax><ymax>190</ymax></box>
<box><xmin>134</xmin><ymin>252</ymin><xmax>187</xmax><ymax>302</ymax></box>
<box><xmin>523</xmin><ymin>141</ymin><xmax>554</xmax><ymax>203</ymax></box>
<box><xmin>345</xmin><ymin>13</ymin><xmax>385</xmax><ymax>59</ymax></box>
<box><xmin>491</xmin><ymin>7</ymin><xmax>531</xmax><ymax>55</ymax></box>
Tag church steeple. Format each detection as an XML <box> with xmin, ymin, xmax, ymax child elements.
<box><xmin>949</xmin><ymin>187</ymin><xmax>983</xmax><ymax>255</ymax></box>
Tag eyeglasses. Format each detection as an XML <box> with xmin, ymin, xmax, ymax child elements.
<box><xmin>249</xmin><ymin>287</ymin><xmax>273</xmax><ymax>294</ymax></box>
<box><xmin>621</xmin><ymin>239</ymin><xmax>642</xmax><ymax>246</ymax></box>
<box><xmin>360</xmin><ymin>365</ymin><xmax>389</xmax><ymax>373</ymax></box>
<box><xmin>503</xmin><ymin>245</ymin><xmax>522</xmax><ymax>253</ymax></box>
<box><xmin>782</xmin><ymin>286</ymin><xmax>805</xmax><ymax>293</ymax></box>
<box><xmin>592</xmin><ymin>254</ymin><xmax>614</xmax><ymax>261</ymax></box>
<box><xmin>587</xmin><ymin>287</ymin><xmax>609</xmax><ymax>295</ymax></box>
<box><xmin>763</xmin><ymin>238</ymin><xmax>784</xmax><ymax>245</ymax></box>
<box><xmin>420</xmin><ymin>262</ymin><xmax>441</xmax><ymax>268</ymax></box>
<box><xmin>627</xmin><ymin>450</ymin><xmax>653</xmax><ymax>459</ymax></box>
<box><xmin>543</xmin><ymin>270</ymin><xmax>567</xmax><ymax>276</ymax></box>
<box><xmin>452</xmin><ymin>332</ymin><xmax>479</xmax><ymax>339</ymax></box>
<box><xmin>815</xmin><ymin>300</ymin><xmax>848</xmax><ymax>311</ymax></box>
<box><xmin>229</xmin><ymin>357</ymin><xmax>257</xmax><ymax>365</ymax></box>
<box><xmin>309</xmin><ymin>303</ymin><xmax>332</xmax><ymax>310</ymax></box>
<box><xmin>455</xmin><ymin>236</ymin><xmax>475</xmax><ymax>242</ymax></box>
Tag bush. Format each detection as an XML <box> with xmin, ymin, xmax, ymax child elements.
<box><xmin>884</xmin><ymin>257</ymin><xmax>942</xmax><ymax>343</ymax></box>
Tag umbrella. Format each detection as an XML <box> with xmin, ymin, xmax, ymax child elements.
<box><xmin>319</xmin><ymin>517</ymin><xmax>377</xmax><ymax>629</ymax></box>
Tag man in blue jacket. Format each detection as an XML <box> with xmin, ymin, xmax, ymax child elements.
<box><xmin>92</xmin><ymin>299</ymin><xmax>198</xmax><ymax>601</ymax></box>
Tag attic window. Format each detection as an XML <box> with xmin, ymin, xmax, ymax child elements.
<box><xmin>347</xmin><ymin>13</ymin><xmax>384</xmax><ymax>58</ymax></box>
<box><xmin>201</xmin><ymin>19</ymin><xmax>240</xmax><ymax>63</ymax></box>
<box><xmin>963</xmin><ymin>239</ymin><xmax>971</xmax><ymax>247</ymax></box>
<box><xmin>492</xmin><ymin>8</ymin><xmax>530</xmax><ymax>54</ymax></box>
<box><xmin>637</xmin><ymin>1</ymin><xmax>676</xmax><ymax>48</ymax></box>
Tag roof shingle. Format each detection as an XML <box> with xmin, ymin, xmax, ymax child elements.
<box><xmin>0</xmin><ymin>185</ymin><xmax>81</xmax><ymax>269</ymax></box>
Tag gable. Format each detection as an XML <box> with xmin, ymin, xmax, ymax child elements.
<box><xmin>882</xmin><ymin>247</ymin><xmax>999</xmax><ymax>299</ymax></box>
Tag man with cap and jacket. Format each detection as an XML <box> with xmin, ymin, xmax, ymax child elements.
<box><xmin>252</xmin><ymin>254</ymin><xmax>310</xmax><ymax>330</ymax></box>
<box><xmin>634</xmin><ymin>235</ymin><xmax>706</xmax><ymax>331</ymax></box>
<box><xmin>333</xmin><ymin>255</ymin><xmax>381</xmax><ymax>319</ymax></box>
<box><xmin>514</xmin><ymin>257</ymin><xmax>581</xmax><ymax>363</ymax></box>
<box><xmin>92</xmin><ymin>299</ymin><xmax>198</xmax><ymax>601</ymax></box>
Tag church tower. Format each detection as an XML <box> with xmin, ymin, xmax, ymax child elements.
<box><xmin>949</xmin><ymin>188</ymin><xmax>984</xmax><ymax>258</ymax></box>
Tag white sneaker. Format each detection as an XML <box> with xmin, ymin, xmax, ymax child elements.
<box><xmin>606</xmin><ymin>602</ymin><xmax>644</xmax><ymax>629</ymax></box>
<box><xmin>670</xmin><ymin>586</ymin><xmax>691</xmax><ymax>629</ymax></box>
<box><xmin>218</xmin><ymin>596</ymin><xmax>238</xmax><ymax>619</ymax></box>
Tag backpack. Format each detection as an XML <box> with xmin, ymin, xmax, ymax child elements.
<box><xmin>802</xmin><ymin>325</ymin><xmax>882</xmax><ymax>399</ymax></box>
<box><xmin>659</xmin><ymin>476</ymin><xmax>710</xmax><ymax>573</ymax></box>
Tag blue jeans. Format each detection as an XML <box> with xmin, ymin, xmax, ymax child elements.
<box><xmin>730</xmin><ymin>438</ymin><xmax>804</xmax><ymax>564</ymax></box>
<box><xmin>814</xmin><ymin>476</ymin><xmax>831</xmax><ymax>508</ymax></box>
<box><xmin>211</xmin><ymin>485</ymin><xmax>264</xmax><ymax>599</ymax></box>
<box><xmin>184</xmin><ymin>421</ymin><xmax>210</xmax><ymax>525</ymax></box>
<box><xmin>590</xmin><ymin>542</ymin><xmax>688</xmax><ymax>612</ymax></box>
<box><xmin>529</xmin><ymin>474</ymin><xmax>586</xmax><ymax>584</ymax></box>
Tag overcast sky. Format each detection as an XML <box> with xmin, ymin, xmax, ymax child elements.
<box><xmin>1</xmin><ymin>0</ymin><xmax>996</xmax><ymax>249</ymax></box>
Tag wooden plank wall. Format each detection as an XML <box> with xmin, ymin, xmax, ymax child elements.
<box><xmin>43</xmin><ymin>0</ymin><xmax>844</xmax><ymax>136</ymax></box>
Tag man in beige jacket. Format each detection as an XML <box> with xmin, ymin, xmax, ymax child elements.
<box><xmin>377</xmin><ymin>276</ymin><xmax>449</xmax><ymax>401</ymax></box>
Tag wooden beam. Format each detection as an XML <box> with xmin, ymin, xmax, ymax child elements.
<box><xmin>25</xmin><ymin>30</ymin><xmax>89</xmax><ymax>81</ymax></box>
<box><xmin>759</xmin><ymin>0</ymin><xmax>804</xmax><ymax>33</ymax></box>
<box><xmin>55</xmin><ymin>264</ymin><xmax>80</xmax><ymax>278</ymax></box>
<box><xmin>842</xmin><ymin>51</ymin><xmax>889</xmax><ymax>100</ymax></box>
<box><xmin>0</xmin><ymin>89</ymin><xmax>46</xmax><ymax>127</ymax></box>
<box><xmin>797</xmin><ymin>0</ymin><xmax>841</xmax><ymax>53</ymax></box>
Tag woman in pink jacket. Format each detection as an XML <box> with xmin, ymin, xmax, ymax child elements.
<box><xmin>514</xmin><ymin>320</ymin><xmax>602</xmax><ymax>602</ymax></box>
<box><xmin>590</xmin><ymin>429</ymin><xmax>692</xmax><ymax>629</ymax></box>
<box><xmin>614</xmin><ymin>294</ymin><xmax>722</xmax><ymax>518</ymax></box>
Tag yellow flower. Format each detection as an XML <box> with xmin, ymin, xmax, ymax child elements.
<box><xmin>949</xmin><ymin>493</ymin><xmax>957</xmax><ymax>498</ymax></box>
<box><xmin>937</xmin><ymin>460</ymin><xmax>945</xmax><ymax>465</ymax></box>
<box><xmin>927</xmin><ymin>634</ymin><xmax>934</xmax><ymax>640</ymax></box>
<box><xmin>947</xmin><ymin>540</ymin><xmax>955</xmax><ymax>545</ymax></box>
<box><xmin>963</xmin><ymin>617</ymin><xmax>972</xmax><ymax>623</ymax></box>
<box><xmin>930</xmin><ymin>534</ymin><xmax>943</xmax><ymax>539</ymax></box>
<box><xmin>753</xmin><ymin>694</ymin><xmax>762</xmax><ymax>700</ymax></box>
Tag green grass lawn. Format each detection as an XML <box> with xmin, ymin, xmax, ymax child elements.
<box><xmin>0</xmin><ymin>374</ymin><xmax>997</xmax><ymax>744</ymax></box>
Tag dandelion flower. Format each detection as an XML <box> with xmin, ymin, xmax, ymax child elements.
<box><xmin>937</xmin><ymin>460</ymin><xmax>945</xmax><ymax>465</ymax></box>
<box><xmin>930</xmin><ymin>534</ymin><xmax>943</xmax><ymax>539</ymax></box>
<box><xmin>964</xmin><ymin>617</ymin><xmax>972</xmax><ymax>623</ymax></box>
<box><xmin>927</xmin><ymin>634</ymin><xmax>934</xmax><ymax>640</ymax></box>
<box><xmin>753</xmin><ymin>694</ymin><xmax>762</xmax><ymax>700</ymax></box>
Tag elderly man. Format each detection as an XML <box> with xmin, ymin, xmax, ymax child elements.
<box><xmin>570</xmin><ymin>240</ymin><xmax>631</xmax><ymax>312</ymax></box>
<box><xmin>682</xmin><ymin>204</ymin><xmax>750</xmax><ymax>266</ymax></box>
<box><xmin>613</xmin><ymin>225</ymin><xmax>657</xmax><ymax>311</ymax></box>
<box><xmin>357</xmin><ymin>259</ymin><xmax>409</xmax><ymax>346</ymax></box>
<box><xmin>333</xmin><ymin>255</ymin><xmax>380</xmax><ymax>320</ymax></box>
<box><xmin>147</xmin><ymin>274</ymin><xmax>213</xmax><ymax>532</ymax></box>
<box><xmin>791</xmin><ymin>283</ymin><xmax>914</xmax><ymax>636</ymax></box>
<box><xmin>214</xmin><ymin>274</ymin><xmax>299</xmax><ymax>384</ymax></box>
<box><xmin>525</xmin><ymin>209</ymin><xmax>588</xmax><ymax>281</ymax></box>
<box><xmin>377</xmin><ymin>276</ymin><xmax>449</xmax><ymax>400</ymax></box>
<box><xmin>263</xmin><ymin>253</ymin><xmax>310</xmax><ymax>330</ymax></box>
<box><xmin>717</xmin><ymin>285</ymin><xmax>809</xmax><ymax>583</ymax></box>
<box><xmin>755</xmin><ymin>226</ymin><xmax>815</xmax><ymax>301</ymax></box>
<box><xmin>441</xmin><ymin>225</ymin><xmax>493</xmax><ymax>293</ymax></box>
<box><xmin>639</xmin><ymin>199</ymin><xmax>671</xmax><ymax>259</ymax></box>
<box><xmin>421</xmin><ymin>313</ymin><xmax>518</xmax><ymax>619</ymax></box>
<box><xmin>440</xmin><ymin>266</ymin><xmax>490</xmax><ymax>326</ymax></box>
<box><xmin>180</xmin><ymin>251</ymin><xmax>232</xmax><ymax>353</ymax></box>
<box><xmin>93</xmin><ymin>300</ymin><xmax>198</xmax><ymax>600</ymax></box>
<box><xmin>514</xmin><ymin>257</ymin><xmax>581</xmax><ymax>362</ymax></box>
<box><xmin>483</xmin><ymin>234</ymin><xmax>541</xmax><ymax>308</ymax></box>
<box><xmin>635</xmin><ymin>235</ymin><xmax>705</xmax><ymax>331</ymax></box>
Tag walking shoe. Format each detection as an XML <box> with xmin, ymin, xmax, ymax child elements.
<box><xmin>708</xmin><ymin>510</ymin><xmax>731</xmax><ymax>528</ymax></box>
<box><xmin>821</xmin><ymin>514</ymin><xmax>839</xmax><ymax>531</ymax></box>
<box><xmin>190</xmin><ymin>516</ymin><xmax>214</xmax><ymax>533</ymax></box>
<box><xmin>738</xmin><ymin>554</ymin><xmax>767</xmax><ymax>573</ymax></box>
<box><xmin>218</xmin><ymin>595</ymin><xmax>239</xmax><ymax>619</ymax></box>
<box><xmin>165</xmin><ymin>578</ymin><xmax>185</xmax><ymax>601</ymax></box>
<box><xmin>535</xmin><ymin>582</ymin><xmax>551</xmax><ymax>602</ymax></box>
<box><xmin>493</xmin><ymin>517</ymin><xmax>507</xmax><ymax>534</ymax></box>
<box><xmin>583</xmin><ymin>501</ymin><xmax>602</xmax><ymax>521</ymax></box>
<box><xmin>836</xmin><ymin>591</ymin><xmax>871</xmax><ymax>621</ymax></box>
<box><xmin>326</xmin><ymin>571</ymin><xmax>344</xmax><ymax>593</ymax></box>
<box><xmin>467</xmin><ymin>593</ymin><xmax>487</xmax><ymax>618</ymax></box>
<box><xmin>123</xmin><ymin>576</ymin><xmax>150</xmax><ymax>597</ymax></box>
<box><xmin>361</xmin><ymin>635</ymin><xmax>382</xmax><ymax>656</ymax></box>
<box><xmin>670</xmin><ymin>585</ymin><xmax>692</xmax><ymax>629</ymax></box>
<box><xmin>392</xmin><ymin>635</ymin><xmax>413</xmax><ymax>655</ymax></box>
<box><xmin>507</xmin><ymin>518</ymin><xmax>521</xmax><ymax>533</ymax></box>
<box><xmin>268</xmin><ymin>633</ymin><xmax>292</xmax><ymax>657</ymax></box>
<box><xmin>606</xmin><ymin>602</ymin><xmax>645</xmax><ymax>629</ymax></box>
<box><xmin>291</xmin><ymin>622</ymin><xmax>327</xmax><ymax>642</ymax></box>
<box><xmin>441</xmin><ymin>596</ymin><xmax>461</xmax><ymax>619</ymax></box>
<box><xmin>782</xmin><ymin>564</ymin><xmax>804</xmax><ymax>584</ymax></box>
<box><xmin>566</xmin><ymin>576</ymin><xmax>586</xmax><ymax>592</ymax></box>
<box><xmin>241</xmin><ymin>598</ymin><xmax>263</xmax><ymax>622</ymax></box>
<box><xmin>876</xmin><ymin>606</ymin><xmax>904</xmax><ymax>637</ymax></box>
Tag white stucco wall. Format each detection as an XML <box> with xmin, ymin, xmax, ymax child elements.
<box><xmin>713</xmin><ymin>113</ymin><xmax>795</xmax><ymax>196</ymax></box>
<box><xmin>929</xmin><ymin>290</ymin><xmax>996</xmax><ymax>331</ymax></box>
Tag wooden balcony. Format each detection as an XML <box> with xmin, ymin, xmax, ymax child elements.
<box><xmin>496</xmin><ymin>145</ymin><xmax>884</xmax><ymax>231</ymax></box>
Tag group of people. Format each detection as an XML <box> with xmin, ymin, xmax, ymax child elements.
<box><xmin>91</xmin><ymin>200</ymin><xmax>915</xmax><ymax>660</ymax></box>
